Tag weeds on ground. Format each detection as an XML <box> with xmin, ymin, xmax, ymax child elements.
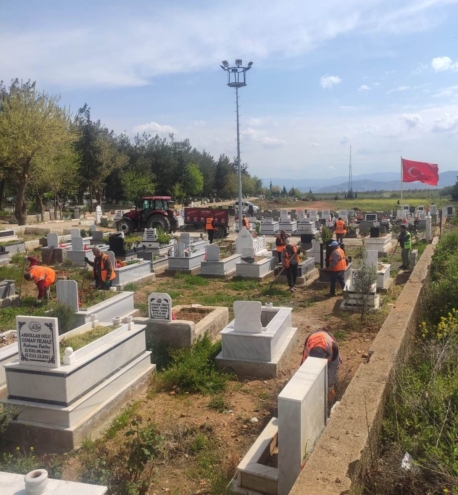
<box><xmin>174</xmin><ymin>273</ymin><xmax>209</xmax><ymax>287</ymax></box>
<box><xmin>207</xmin><ymin>394</ymin><xmax>231</xmax><ymax>412</ymax></box>
<box><xmin>158</xmin><ymin>336</ymin><xmax>229</xmax><ymax>395</ymax></box>
<box><xmin>48</xmin><ymin>303</ymin><xmax>76</xmax><ymax>334</ymax></box>
<box><xmin>123</xmin><ymin>282</ymin><xmax>139</xmax><ymax>292</ymax></box>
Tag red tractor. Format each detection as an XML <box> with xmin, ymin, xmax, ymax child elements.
<box><xmin>114</xmin><ymin>196</ymin><xmax>180</xmax><ymax>235</ymax></box>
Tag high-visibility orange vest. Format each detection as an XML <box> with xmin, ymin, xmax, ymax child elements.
<box><xmin>28</xmin><ymin>266</ymin><xmax>56</xmax><ymax>287</ymax></box>
<box><xmin>205</xmin><ymin>218</ymin><xmax>215</xmax><ymax>230</ymax></box>
<box><xmin>242</xmin><ymin>218</ymin><xmax>249</xmax><ymax>229</ymax></box>
<box><xmin>335</xmin><ymin>220</ymin><xmax>347</xmax><ymax>235</ymax></box>
<box><xmin>329</xmin><ymin>247</ymin><xmax>346</xmax><ymax>271</ymax></box>
<box><xmin>284</xmin><ymin>245</ymin><xmax>301</xmax><ymax>268</ymax></box>
<box><xmin>100</xmin><ymin>253</ymin><xmax>116</xmax><ymax>282</ymax></box>
<box><xmin>276</xmin><ymin>235</ymin><xmax>286</xmax><ymax>252</ymax></box>
<box><xmin>301</xmin><ymin>331</ymin><xmax>338</xmax><ymax>364</ymax></box>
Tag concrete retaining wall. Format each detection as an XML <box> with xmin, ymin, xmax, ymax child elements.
<box><xmin>290</xmin><ymin>239</ymin><xmax>437</xmax><ymax>495</ymax></box>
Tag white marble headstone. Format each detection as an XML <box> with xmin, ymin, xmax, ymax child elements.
<box><xmin>148</xmin><ymin>292</ymin><xmax>172</xmax><ymax>321</ymax></box>
<box><xmin>296</xmin><ymin>209</ymin><xmax>306</xmax><ymax>221</ymax></box>
<box><xmin>366</xmin><ymin>250</ymin><xmax>378</xmax><ymax>269</ymax></box>
<box><xmin>95</xmin><ymin>205</ymin><xmax>102</xmax><ymax>224</ymax></box>
<box><xmin>143</xmin><ymin>228</ymin><xmax>157</xmax><ymax>242</ymax></box>
<box><xmin>206</xmin><ymin>244</ymin><xmax>220</xmax><ymax>261</ymax></box>
<box><xmin>56</xmin><ymin>280</ymin><xmax>79</xmax><ymax>312</ymax></box>
<box><xmin>90</xmin><ymin>224</ymin><xmax>98</xmax><ymax>233</ymax></box>
<box><xmin>280</xmin><ymin>210</ymin><xmax>290</xmax><ymax>220</ymax></box>
<box><xmin>321</xmin><ymin>209</ymin><xmax>330</xmax><ymax>218</ymax></box>
<box><xmin>16</xmin><ymin>316</ymin><xmax>60</xmax><ymax>369</ymax></box>
<box><xmin>70</xmin><ymin>228</ymin><xmax>80</xmax><ymax>238</ymax></box>
<box><xmin>309</xmin><ymin>209</ymin><xmax>318</xmax><ymax>220</ymax></box>
<box><xmin>47</xmin><ymin>233</ymin><xmax>59</xmax><ymax>248</ymax></box>
<box><xmin>233</xmin><ymin>301</ymin><xmax>263</xmax><ymax>334</ymax></box>
<box><xmin>72</xmin><ymin>236</ymin><xmax>84</xmax><ymax>251</ymax></box>
<box><xmin>180</xmin><ymin>232</ymin><xmax>191</xmax><ymax>247</ymax></box>
<box><xmin>107</xmin><ymin>250</ymin><xmax>116</xmax><ymax>268</ymax></box>
<box><xmin>236</xmin><ymin>227</ymin><xmax>255</xmax><ymax>255</ymax></box>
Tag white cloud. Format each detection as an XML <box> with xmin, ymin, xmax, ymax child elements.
<box><xmin>358</xmin><ymin>85</ymin><xmax>370</xmax><ymax>91</ymax></box>
<box><xmin>132</xmin><ymin>121</ymin><xmax>177</xmax><ymax>136</ymax></box>
<box><xmin>241</xmin><ymin>128</ymin><xmax>285</xmax><ymax>148</ymax></box>
<box><xmin>309</xmin><ymin>142</ymin><xmax>321</xmax><ymax>147</ymax></box>
<box><xmin>431</xmin><ymin>56</ymin><xmax>458</xmax><ymax>72</ymax></box>
<box><xmin>433</xmin><ymin>85</ymin><xmax>458</xmax><ymax>98</ymax></box>
<box><xmin>412</xmin><ymin>63</ymin><xmax>428</xmax><ymax>75</ymax></box>
<box><xmin>248</xmin><ymin>118</ymin><xmax>265</xmax><ymax>127</ymax></box>
<box><xmin>386</xmin><ymin>86</ymin><xmax>410</xmax><ymax>95</ymax></box>
<box><xmin>402</xmin><ymin>113</ymin><xmax>422</xmax><ymax>129</ymax></box>
<box><xmin>325</xmin><ymin>165</ymin><xmax>336</xmax><ymax>170</ymax></box>
<box><xmin>320</xmin><ymin>75</ymin><xmax>342</xmax><ymax>89</ymax></box>
<box><xmin>432</xmin><ymin>113</ymin><xmax>458</xmax><ymax>133</ymax></box>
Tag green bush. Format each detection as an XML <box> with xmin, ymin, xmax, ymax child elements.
<box><xmin>159</xmin><ymin>336</ymin><xmax>229</xmax><ymax>394</ymax></box>
<box><xmin>48</xmin><ymin>303</ymin><xmax>76</xmax><ymax>334</ymax></box>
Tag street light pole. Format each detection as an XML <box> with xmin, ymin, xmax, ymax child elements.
<box><xmin>220</xmin><ymin>59</ymin><xmax>253</xmax><ymax>231</ymax></box>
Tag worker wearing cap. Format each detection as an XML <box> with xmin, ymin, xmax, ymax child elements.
<box><xmin>324</xmin><ymin>240</ymin><xmax>346</xmax><ymax>297</ymax></box>
<box><xmin>205</xmin><ymin>214</ymin><xmax>216</xmax><ymax>244</ymax></box>
<box><xmin>281</xmin><ymin>238</ymin><xmax>301</xmax><ymax>293</ymax></box>
<box><xmin>398</xmin><ymin>224</ymin><xmax>412</xmax><ymax>271</ymax></box>
<box><xmin>275</xmin><ymin>230</ymin><xmax>287</xmax><ymax>263</ymax></box>
<box><xmin>334</xmin><ymin>217</ymin><xmax>347</xmax><ymax>244</ymax></box>
<box><xmin>301</xmin><ymin>330</ymin><xmax>342</xmax><ymax>399</ymax></box>
<box><xmin>24</xmin><ymin>264</ymin><xmax>56</xmax><ymax>303</ymax></box>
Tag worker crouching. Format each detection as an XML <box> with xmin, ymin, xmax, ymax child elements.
<box><xmin>85</xmin><ymin>247</ymin><xmax>115</xmax><ymax>290</ymax></box>
<box><xmin>301</xmin><ymin>330</ymin><xmax>342</xmax><ymax>402</ymax></box>
<box><xmin>281</xmin><ymin>238</ymin><xmax>301</xmax><ymax>293</ymax></box>
<box><xmin>24</xmin><ymin>261</ymin><xmax>56</xmax><ymax>303</ymax></box>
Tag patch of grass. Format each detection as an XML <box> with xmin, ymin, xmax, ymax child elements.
<box><xmin>159</xmin><ymin>336</ymin><xmax>229</xmax><ymax>395</ymax></box>
<box><xmin>174</xmin><ymin>273</ymin><xmax>209</xmax><ymax>287</ymax></box>
<box><xmin>198</xmin><ymin>292</ymin><xmax>240</xmax><ymax>306</ymax></box>
<box><xmin>105</xmin><ymin>402</ymin><xmax>139</xmax><ymax>439</ymax></box>
<box><xmin>207</xmin><ymin>394</ymin><xmax>231</xmax><ymax>412</ymax></box>
<box><xmin>167</xmin><ymin>290</ymin><xmax>182</xmax><ymax>299</ymax></box>
<box><xmin>60</xmin><ymin>325</ymin><xmax>114</xmax><ymax>361</ymax></box>
<box><xmin>48</xmin><ymin>303</ymin><xmax>76</xmax><ymax>334</ymax></box>
<box><xmin>333</xmin><ymin>330</ymin><xmax>347</xmax><ymax>342</ymax></box>
<box><xmin>136</xmin><ymin>301</ymin><xmax>148</xmax><ymax>316</ymax></box>
<box><xmin>0</xmin><ymin>298</ymin><xmax>47</xmax><ymax>331</ymax></box>
<box><xmin>226</xmin><ymin>278</ymin><xmax>260</xmax><ymax>292</ymax></box>
<box><xmin>123</xmin><ymin>282</ymin><xmax>139</xmax><ymax>291</ymax></box>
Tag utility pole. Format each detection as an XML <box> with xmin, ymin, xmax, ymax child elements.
<box><xmin>220</xmin><ymin>59</ymin><xmax>253</xmax><ymax>231</ymax></box>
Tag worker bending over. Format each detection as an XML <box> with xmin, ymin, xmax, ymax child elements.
<box><xmin>85</xmin><ymin>247</ymin><xmax>115</xmax><ymax>290</ymax></box>
<box><xmin>24</xmin><ymin>259</ymin><xmax>56</xmax><ymax>303</ymax></box>
<box><xmin>275</xmin><ymin>230</ymin><xmax>287</xmax><ymax>263</ymax></box>
<box><xmin>301</xmin><ymin>330</ymin><xmax>342</xmax><ymax>400</ymax></box>
<box><xmin>324</xmin><ymin>240</ymin><xmax>346</xmax><ymax>297</ymax></box>
<box><xmin>334</xmin><ymin>217</ymin><xmax>347</xmax><ymax>244</ymax></box>
<box><xmin>205</xmin><ymin>214</ymin><xmax>216</xmax><ymax>244</ymax></box>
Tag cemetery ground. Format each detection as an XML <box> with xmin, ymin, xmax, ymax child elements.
<box><xmin>0</xmin><ymin>243</ymin><xmax>410</xmax><ymax>495</ymax></box>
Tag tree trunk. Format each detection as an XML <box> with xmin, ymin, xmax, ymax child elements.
<box><xmin>37</xmin><ymin>193</ymin><xmax>44</xmax><ymax>222</ymax></box>
<box><xmin>0</xmin><ymin>179</ymin><xmax>5</xmax><ymax>210</ymax></box>
<box><xmin>89</xmin><ymin>186</ymin><xmax>93</xmax><ymax>213</ymax></box>
<box><xmin>15</xmin><ymin>179</ymin><xmax>28</xmax><ymax>225</ymax></box>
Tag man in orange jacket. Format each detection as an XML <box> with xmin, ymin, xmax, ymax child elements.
<box><xmin>85</xmin><ymin>247</ymin><xmax>116</xmax><ymax>290</ymax></box>
<box><xmin>324</xmin><ymin>240</ymin><xmax>346</xmax><ymax>297</ymax></box>
<box><xmin>205</xmin><ymin>214</ymin><xmax>216</xmax><ymax>244</ymax></box>
<box><xmin>301</xmin><ymin>330</ymin><xmax>341</xmax><ymax>398</ymax></box>
<box><xmin>242</xmin><ymin>214</ymin><xmax>250</xmax><ymax>230</ymax></box>
<box><xmin>281</xmin><ymin>238</ymin><xmax>301</xmax><ymax>293</ymax></box>
<box><xmin>334</xmin><ymin>217</ymin><xmax>347</xmax><ymax>243</ymax></box>
<box><xmin>24</xmin><ymin>263</ymin><xmax>56</xmax><ymax>303</ymax></box>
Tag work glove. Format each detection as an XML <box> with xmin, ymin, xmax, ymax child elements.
<box><xmin>104</xmin><ymin>280</ymin><xmax>111</xmax><ymax>288</ymax></box>
<box><xmin>84</xmin><ymin>257</ymin><xmax>89</xmax><ymax>263</ymax></box>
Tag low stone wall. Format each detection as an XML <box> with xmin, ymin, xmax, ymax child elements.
<box><xmin>290</xmin><ymin>239</ymin><xmax>437</xmax><ymax>495</ymax></box>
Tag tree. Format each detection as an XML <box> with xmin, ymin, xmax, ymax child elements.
<box><xmin>450</xmin><ymin>176</ymin><xmax>458</xmax><ymax>201</ymax></box>
<box><xmin>181</xmin><ymin>163</ymin><xmax>204</xmax><ymax>196</ymax></box>
<box><xmin>0</xmin><ymin>80</ymin><xmax>77</xmax><ymax>224</ymax></box>
<box><xmin>281</xmin><ymin>186</ymin><xmax>287</xmax><ymax>196</ymax></box>
<box><xmin>122</xmin><ymin>170</ymin><xmax>155</xmax><ymax>206</ymax></box>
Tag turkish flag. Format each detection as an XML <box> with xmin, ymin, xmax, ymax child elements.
<box><xmin>402</xmin><ymin>158</ymin><xmax>439</xmax><ymax>186</ymax></box>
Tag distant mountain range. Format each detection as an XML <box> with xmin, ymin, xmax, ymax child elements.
<box><xmin>263</xmin><ymin>171</ymin><xmax>458</xmax><ymax>193</ymax></box>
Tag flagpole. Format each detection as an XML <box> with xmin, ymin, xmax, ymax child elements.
<box><xmin>400</xmin><ymin>156</ymin><xmax>403</xmax><ymax>203</ymax></box>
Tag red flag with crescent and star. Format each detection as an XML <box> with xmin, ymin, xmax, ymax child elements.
<box><xmin>402</xmin><ymin>158</ymin><xmax>439</xmax><ymax>186</ymax></box>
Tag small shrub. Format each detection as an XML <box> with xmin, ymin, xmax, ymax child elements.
<box><xmin>207</xmin><ymin>394</ymin><xmax>230</xmax><ymax>412</ymax></box>
<box><xmin>48</xmin><ymin>303</ymin><xmax>76</xmax><ymax>334</ymax></box>
<box><xmin>159</xmin><ymin>336</ymin><xmax>229</xmax><ymax>394</ymax></box>
<box><xmin>157</xmin><ymin>231</ymin><xmax>172</xmax><ymax>245</ymax></box>
<box><xmin>321</xmin><ymin>226</ymin><xmax>333</xmax><ymax>243</ymax></box>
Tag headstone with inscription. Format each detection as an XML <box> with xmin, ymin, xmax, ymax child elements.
<box><xmin>148</xmin><ymin>292</ymin><xmax>172</xmax><ymax>321</ymax></box>
<box><xmin>16</xmin><ymin>316</ymin><xmax>60</xmax><ymax>369</ymax></box>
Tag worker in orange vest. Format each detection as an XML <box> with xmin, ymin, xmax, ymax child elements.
<box><xmin>334</xmin><ymin>217</ymin><xmax>347</xmax><ymax>244</ymax></box>
<box><xmin>242</xmin><ymin>215</ymin><xmax>250</xmax><ymax>230</ymax></box>
<box><xmin>85</xmin><ymin>247</ymin><xmax>116</xmax><ymax>290</ymax></box>
<box><xmin>324</xmin><ymin>240</ymin><xmax>346</xmax><ymax>297</ymax></box>
<box><xmin>301</xmin><ymin>330</ymin><xmax>342</xmax><ymax>398</ymax></box>
<box><xmin>281</xmin><ymin>238</ymin><xmax>301</xmax><ymax>293</ymax></box>
<box><xmin>205</xmin><ymin>214</ymin><xmax>216</xmax><ymax>244</ymax></box>
<box><xmin>24</xmin><ymin>264</ymin><xmax>56</xmax><ymax>303</ymax></box>
<box><xmin>275</xmin><ymin>230</ymin><xmax>287</xmax><ymax>263</ymax></box>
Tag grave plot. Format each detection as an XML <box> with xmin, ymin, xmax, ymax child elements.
<box><xmin>274</xmin><ymin>257</ymin><xmax>317</xmax><ymax>287</ymax></box>
<box><xmin>108</xmin><ymin>232</ymin><xmax>146</xmax><ymax>261</ymax></box>
<box><xmin>216</xmin><ymin>301</ymin><xmax>297</xmax><ymax>378</ymax></box>
<box><xmin>278</xmin><ymin>210</ymin><xmax>297</xmax><ymax>234</ymax></box>
<box><xmin>235</xmin><ymin>228</ymin><xmax>275</xmax><ymax>280</ymax></box>
<box><xmin>341</xmin><ymin>267</ymin><xmax>380</xmax><ymax>310</ymax></box>
<box><xmin>140</xmin><ymin>228</ymin><xmax>175</xmax><ymax>256</ymax></box>
<box><xmin>364</xmin><ymin>232</ymin><xmax>393</xmax><ymax>254</ymax></box>
<box><xmin>57</xmin><ymin>279</ymin><xmax>136</xmax><ymax>328</ymax></box>
<box><xmin>260</xmin><ymin>217</ymin><xmax>279</xmax><ymax>235</ymax></box>
<box><xmin>166</xmin><ymin>233</ymin><xmax>208</xmax><ymax>275</ymax></box>
<box><xmin>134</xmin><ymin>291</ymin><xmax>228</xmax><ymax>348</ymax></box>
<box><xmin>0</xmin><ymin>279</ymin><xmax>17</xmax><ymax>307</ymax></box>
<box><xmin>2</xmin><ymin>315</ymin><xmax>154</xmax><ymax>451</ymax></box>
<box><xmin>200</xmin><ymin>243</ymin><xmax>241</xmax><ymax>278</ymax></box>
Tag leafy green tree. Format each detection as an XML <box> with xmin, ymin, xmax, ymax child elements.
<box><xmin>0</xmin><ymin>79</ymin><xmax>76</xmax><ymax>224</ymax></box>
<box><xmin>450</xmin><ymin>177</ymin><xmax>458</xmax><ymax>201</ymax></box>
<box><xmin>182</xmin><ymin>163</ymin><xmax>204</xmax><ymax>196</ymax></box>
<box><xmin>122</xmin><ymin>170</ymin><xmax>155</xmax><ymax>206</ymax></box>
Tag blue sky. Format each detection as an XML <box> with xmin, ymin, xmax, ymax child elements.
<box><xmin>1</xmin><ymin>0</ymin><xmax>458</xmax><ymax>179</ymax></box>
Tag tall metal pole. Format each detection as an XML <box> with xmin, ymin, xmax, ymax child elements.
<box><xmin>236</xmin><ymin>86</ymin><xmax>243</xmax><ymax>231</ymax></box>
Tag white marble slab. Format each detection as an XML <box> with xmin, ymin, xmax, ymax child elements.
<box><xmin>234</xmin><ymin>301</ymin><xmax>263</xmax><ymax>334</ymax></box>
<box><xmin>278</xmin><ymin>357</ymin><xmax>327</xmax><ymax>495</ymax></box>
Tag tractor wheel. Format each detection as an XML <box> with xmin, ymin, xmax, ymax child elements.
<box><xmin>147</xmin><ymin>214</ymin><xmax>171</xmax><ymax>232</ymax></box>
<box><xmin>215</xmin><ymin>225</ymin><xmax>228</xmax><ymax>238</ymax></box>
<box><xmin>116</xmin><ymin>218</ymin><xmax>134</xmax><ymax>235</ymax></box>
